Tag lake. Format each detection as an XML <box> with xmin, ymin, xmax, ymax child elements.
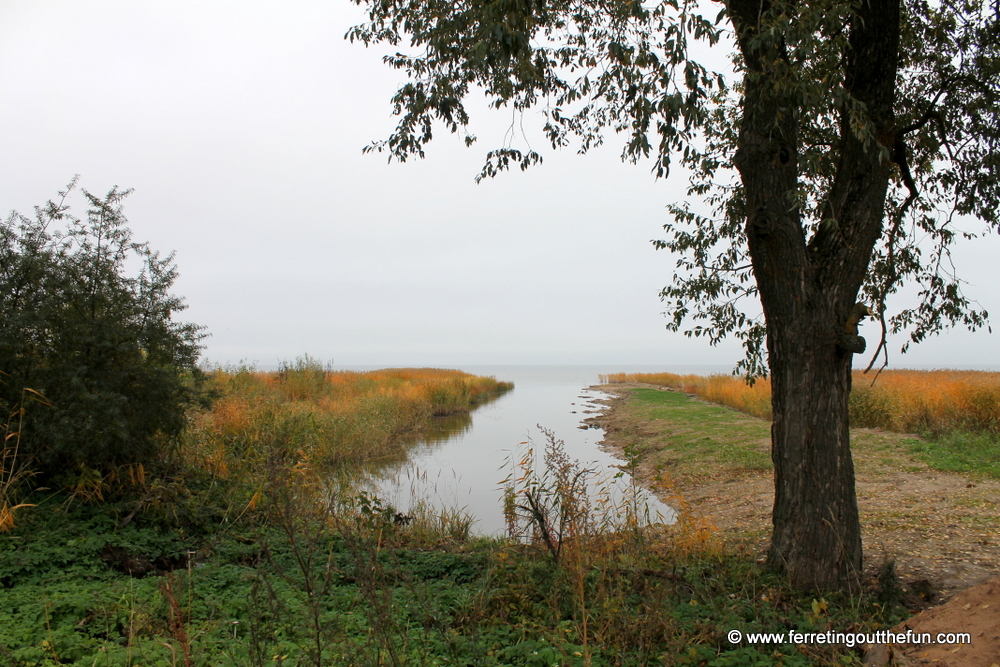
<box><xmin>345</xmin><ymin>364</ymin><xmax>731</xmax><ymax>536</ymax></box>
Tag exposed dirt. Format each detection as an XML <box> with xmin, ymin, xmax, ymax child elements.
<box><xmin>588</xmin><ymin>383</ymin><xmax>1000</xmax><ymax>667</ymax></box>
<box><xmin>878</xmin><ymin>574</ymin><xmax>1000</xmax><ymax>666</ymax></box>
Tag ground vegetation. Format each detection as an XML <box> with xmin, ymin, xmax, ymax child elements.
<box><xmin>6</xmin><ymin>362</ymin><xmax>992</xmax><ymax>664</ymax></box>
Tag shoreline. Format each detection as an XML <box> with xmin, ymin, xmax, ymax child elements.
<box><xmin>587</xmin><ymin>382</ymin><xmax>1000</xmax><ymax>598</ymax></box>
<box><xmin>588</xmin><ymin>382</ymin><xmax>1000</xmax><ymax>665</ymax></box>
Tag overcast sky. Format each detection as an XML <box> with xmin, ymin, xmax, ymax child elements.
<box><xmin>2</xmin><ymin>0</ymin><xmax>997</xmax><ymax>370</ymax></box>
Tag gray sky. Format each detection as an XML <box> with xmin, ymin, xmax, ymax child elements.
<box><xmin>2</xmin><ymin>0</ymin><xmax>996</xmax><ymax>370</ymax></box>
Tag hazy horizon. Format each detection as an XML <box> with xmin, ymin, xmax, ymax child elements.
<box><xmin>3</xmin><ymin>0</ymin><xmax>997</xmax><ymax>371</ymax></box>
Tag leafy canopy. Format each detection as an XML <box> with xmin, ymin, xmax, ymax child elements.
<box><xmin>349</xmin><ymin>0</ymin><xmax>999</xmax><ymax>375</ymax></box>
<box><xmin>0</xmin><ymin>179</ymin><xmax>206</xmax><ymax>478</ymax></box>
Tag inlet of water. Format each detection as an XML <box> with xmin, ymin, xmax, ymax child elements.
<box><xmin>349</xmin><ymin>364</ymin><xmax>728</xmax><ymax>536</ymax></box>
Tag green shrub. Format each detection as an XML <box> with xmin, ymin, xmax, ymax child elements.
<box><xmin>0</xmin><ymin>179</ymin><xmax>205</xmax><ymax>479</ymax></box>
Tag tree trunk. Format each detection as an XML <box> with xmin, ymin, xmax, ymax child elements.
<box><xmin>733</xmin><ymin>114</ymin><xmax>866</xmax><ymax>588</ymax></box>
<box><xmin>766</xmin><ymin>313</ymin><xmax>862</xmax><ymax>589</ymax></box>
<box><xmin>727</xmin><ymin>0</ymin><xmax>901</xmax><ymax>589</ymax></box>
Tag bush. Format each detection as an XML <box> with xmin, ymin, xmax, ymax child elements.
<box><xmin>0</xmin><ymin>179</ymin><xmax>205</xmax><ymax>479</ymax></box>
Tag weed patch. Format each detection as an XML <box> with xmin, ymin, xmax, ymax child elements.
<box><xmin>1</xmin><ymin>463</ymin><xmax>906</xmax><ymax>665</ymax></box>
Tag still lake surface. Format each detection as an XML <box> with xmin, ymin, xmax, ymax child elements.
<box><xmin>341</xmin><ymin>364</ymin><xmax>730</xmax><ymax>536</ymax></box>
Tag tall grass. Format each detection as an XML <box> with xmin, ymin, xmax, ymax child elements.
<box><xmin>602</xmin><ymin>372</ymin><xmax>773</xmax><ymax>420</ymax></box>
<box><xmin>183</xmin><ymin>360</ymin><xmax>513</xmax><ymax>481</ymax></box>
<box><xmin>0</xmin><ymin>387</ymin><xmax>46</xmax><ymax>532</ymax></box>
<box><xmin>601</xmin><ymin>369</ymin><xmax>1000</xmax><ymax>437</ymax></box>
<box><xmin>849</xmin><ymin>369</ymin><xmax>1000</xmax><ymax>436</ymax></box>
<box><xmin>498</xmin><ymin>430</ymin><xmax>722</xmax><ymax>665</ymax></box>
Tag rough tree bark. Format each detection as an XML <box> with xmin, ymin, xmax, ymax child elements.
<box><xmin>728</xmin><ymin>0</ymin><xmax>901</xmax><ymax>589</ymax></box>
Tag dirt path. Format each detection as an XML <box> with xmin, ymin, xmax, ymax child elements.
<box><xmin>588</xmin><ymin>383</ymin><xmax>1000</xmax><ymax>666</ymax></box>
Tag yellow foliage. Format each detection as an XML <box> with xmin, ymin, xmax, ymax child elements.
<box><xmin>849</xmin><ymin>369</ymin><xmax>1000</xmax><ymax>434</ymax></box>
<box><xmin>0</xmin><ymin>501</ymin><xmax>35</xmax><ymax>532</ymax></box>
<box><xmin>603</xmin><ymin>369</ymin><xmax>1000</xmax><ymax>435</ymax></box>
<box><xmin>181</xmin><ymin>366</ymin><xmax>512</xmax><ymax>484</ymax></box>
<box><xmin>651</xmin><ymin>469</ymin><xmax>721</xmax><ymax>557</ymax></box>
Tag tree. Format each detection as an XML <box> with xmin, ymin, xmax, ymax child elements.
<box><xmin>347</xmin><ymin>0</ymin><xmax>999</xmax><ymax>589</ymax></box>
<box><xmin>0</xmin><ymin>179</ymin><xmax>206</xmax><ymax>479</ymax></box>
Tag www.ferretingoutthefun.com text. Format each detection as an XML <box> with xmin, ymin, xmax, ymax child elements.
<box><xmin>727</xmin><ymin>629</ymin><xmax>972</xmax><ymax>648</ymax></box>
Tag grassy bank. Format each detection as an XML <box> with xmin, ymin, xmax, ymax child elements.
<box><xmin>601</xmin><ymin>386</ymin><xmax>931</xmax><ymax>483</ymax></box>
<box><xmin>185</xmin><ymin>361</ymin><xmax>513</xmax><ymax>476</ymax></box>
<box><xmin>602</xmin><ymin>370</ymin><xmax>1000</xmax><ymax>479</ymax></box>
<box><xmin>594</xmin><ymin>383</ymin><xmax>1000</xmax><ymax>603</ymax></box>
<box><xmin>1</xmin><ymin>365</ymin><xmax>914</xmax><ymax>665</ymax></box>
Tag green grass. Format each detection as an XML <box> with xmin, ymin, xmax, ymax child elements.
<box><xmin>628</xmin><ymin>386</ymin><xmax>1000</xmax><ymax>480</ymax></box>
<box><xmin>906</xmin><ymin>431</ymin><xmax>1000</xmax><ymax>479</ymax></box>
<box><xmin>628</xmin><ymin>387</ymin><xmax>773</xmax><ymax>475</ymax></box>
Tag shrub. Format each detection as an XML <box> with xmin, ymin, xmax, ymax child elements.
<box><xmin>0</xmin><ymin>179</ymin><xmax>205</xmax><ymax>479</ymax></box>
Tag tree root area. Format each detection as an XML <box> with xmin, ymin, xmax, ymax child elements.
<box><xmin>590</xmin><ymin>383</ymin><xmax>1000</xmax><ymax>667</ymax></box>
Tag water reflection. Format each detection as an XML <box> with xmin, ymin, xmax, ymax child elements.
<box><xmin>414</xmin><ymin>410</ymin><xmax>474</xmax><ymax>445</ymax></box>
<box><xmin>348</xmin><ymin>365</ymin><xmax>678</xmax><ymax>536</ymax></box>
<box><xmin>361</xmin><ymin>407</ymin><xmax>475</xmax><ymax>480</ymax></box>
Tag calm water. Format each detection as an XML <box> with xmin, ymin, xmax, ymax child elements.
<box><xmin>344</xmin><ymin>364</ymin><xmax>730</xmax><ymax>536</ymax></box>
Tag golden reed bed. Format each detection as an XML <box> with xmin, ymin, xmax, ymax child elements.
<box><xmin>601</xmin><ymin>369</ymin><xmax>1000</xmax><ymax>436</ymax></box>
<box><xmin>186</xmin><ymin>364</ymin><xmax>512</xmax><ymax>477</ymax></box>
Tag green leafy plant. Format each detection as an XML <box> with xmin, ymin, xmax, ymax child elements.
<box><xmin>0</xmin><ymin>178</ymin><xmax>206</xmax><ymax>480</ymax></box>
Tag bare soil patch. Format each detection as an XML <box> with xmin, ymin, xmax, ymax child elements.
<box><xmin>589</xmin><ymin>383</ymin><xmax>1000</xmax><ymax>667</ymax></box>
<box><xmin>880</xmin><ymin>574</ymin><xmax>1000</xmax><ymax>666</ymax></box>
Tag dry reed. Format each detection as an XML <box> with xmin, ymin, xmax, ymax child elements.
<box><xmin>0</xmin><ymin>388</ymin><xmax>46</xmax><ymax>532</ymax></box>
<box><xmin>183</xmin><ymin>363</ymin><xmax>513</xmax><ymax>482</ymax></box>
<box><xmin>601</xmin><ymin>369</ymin><xmax>1000</xmax><ymax>436</ymax></box>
